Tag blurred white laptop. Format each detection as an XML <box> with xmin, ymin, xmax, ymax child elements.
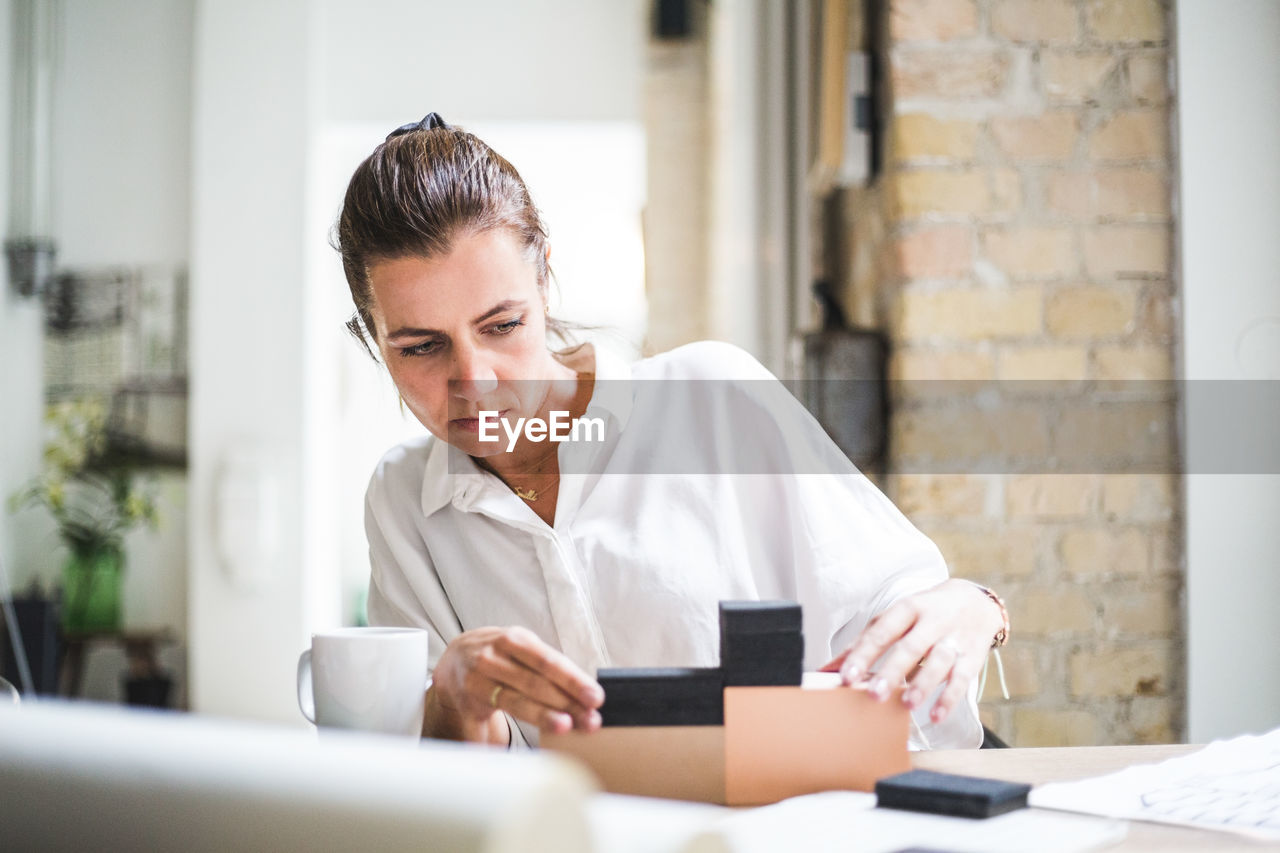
<box><xmin>0</xmin><ymin>700</ymin><xmax>594</xmax><ymax>853</ymax></box>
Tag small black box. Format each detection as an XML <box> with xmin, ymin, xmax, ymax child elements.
<box><xmin>720</xmin><ymin>631</ymin><xmax>805</xmax><ymax>661</ymax></box>
<box><xmin>599</xmin><ymin>696</ymin><xmax>724</xmax><ymax>726</ymax></box>
<box><xmin>721</xmin><ymin>633</ymin><xmax>804</xmax><ymax>686</ymax></box>
<box><xmin>722</xmin><ymin>658</ymin><xmax>803</xmax><ymax>686</ymax></box>
<box><xmin>715</xmin><ymin>601</ymin><xmax>806</xmax><ymax>687</ymax></box>
<box><xmin>597</xmin><ymin>667</ymin><xmax>722</xmax><ymax>698</ymax></box>
<box><xmin>875</xmin><ymin>769</ymin><xmax>1031</xmax><ymax>819</ymax></box>
<box><xmin>719</xmin><ymin>600</ymin><xmax>802</xmax><ymax>635</ymax></box>
<box><xmin>598</xmin><ymin>667</ymin><xmax>725</xmax><ymax>726</ymax></box>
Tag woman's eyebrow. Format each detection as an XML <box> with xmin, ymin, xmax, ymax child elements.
<box><xmin>472</xmin><ymin>300</ymin><xmax>526</xmax><ymax>324</ymax></box>
<box><xmin>385</xmin><ymin>300</ymin><xmax>527</xmax><ymax>342</ymax></box>
<box><xmin>385</xmin><ymin>326</ymin><xmax>442</xmax><ymax>343</ymax></box>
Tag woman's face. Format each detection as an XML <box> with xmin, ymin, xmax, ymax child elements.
<box><xmin>366</xmin><ymin>228</ymin><xmax>559</xmax><ymax>458</ymax></box>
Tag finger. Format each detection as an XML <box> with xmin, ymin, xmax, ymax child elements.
<box><xmin>839</xmin><ymin>601</ymin><xmax>921</xmax><ymax>685</ymax></box>
<box><xmin>497</xmin><ymin>628</ymin><xmax>603</xmax><ymax>708</ymax></box>
<box><xmin>928</xmin><ymin>649</ymin><xmax>985</xmax><ymax>725</ymax></box>
<box><xmin>470</xmin><ymin>652</ymin><xmax>598</xmax><ymax>725</ymax></box>
<box><xmin>818</xmin><ymin>648</ymin><xmax>850</xmax><ymax>673</ymax></box>
<box><xmin>902</xmin><ymin>639</ymin><xmax>960</xmax><ymax>710</ymax></box>
<box><xmin>495</xmin><ymin>628</ymin><xmax>604</xmax><ymax>707</ymax></box>
<box><xmin>491</xmin><ymin>684</ymin><xmax>575</xmax><ymax>735</ymax></box>
<box><xmin>865</xmin><ymin>620</ymin><xmax>938</xmax><ymax>702</ymax></box>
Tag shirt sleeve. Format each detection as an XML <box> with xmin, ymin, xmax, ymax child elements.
<box><xmin>362</xmin><ymin>448</ymin><xmax>467</xmax><ymax>676</ymax></box>
<box><xmin>364</xmin><ymin>487</ymin><xmax>450</xmax><ymax>675</ymax></box>
<box><xmin>792</xmin><ymin>470</ymin><xmax>984</xmax><ymax>750</ymax></box>
<box><xmin>364</xmin><ymin>457</ymin><xmax>534</xmax><ymax>751</ymax></box>
<box><xmin>701</xmin><ymin>344</ymin><xmax>984</xmax><ymax>750</ymax></box>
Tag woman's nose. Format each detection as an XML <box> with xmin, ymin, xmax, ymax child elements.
<box><xmin>449</xmin><ymin>342</ymin><xmax>498</xmax><ymax>401</ymax></box>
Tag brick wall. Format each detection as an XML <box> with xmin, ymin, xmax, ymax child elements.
<box><xmin>874</xmin><ymin>0</ymin><xmax>1182</xmax><ymax>746</ymax></box>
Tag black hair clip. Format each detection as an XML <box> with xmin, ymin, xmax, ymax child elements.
<box><xmin>386</xmin><ymin>112</ymin><xmax>449</xmax><ymax>141</ymax></box>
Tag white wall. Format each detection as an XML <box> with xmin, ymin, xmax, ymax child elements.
<box><xmin>319</xmin><ymin>0</ymin><xmax>643</xmax><ymax>123</ymax></box>
<box><xmin>1176</xmin><ymin>0</ymin><xmax>1280</xmax><ymax>740</ymax></box>
<box><xmin>54</xmin><ymin>0</ymin><xmax>192</xmax><ymax>268</ymax></box>
<box><xmin>188</xmin><ymin>0</ymin><xmax>317</xmax><ymax>723</ymax></box>
<box><xmin>706</xmin><ymin>0</ymin><xmax>764</xmax><ymax>363</ymax></box>
<box><xmin>704</xmin><ymin>0</ymin><xmax>794</xmax><ymax>377</ymax></box>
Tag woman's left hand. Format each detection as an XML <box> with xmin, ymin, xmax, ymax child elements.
<box><xmin>819</xmin><ymin>579</ymin><xmax>1003</xmax><ymax>725</ymax></box>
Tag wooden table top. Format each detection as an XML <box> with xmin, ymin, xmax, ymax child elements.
<box><xmin>912</xmin><ymin>745</ymin><xmax>1278</xmax><ymax>851</ymax></box>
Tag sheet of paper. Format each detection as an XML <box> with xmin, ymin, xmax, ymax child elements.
<box><xmin>1030</xmin><ymin>726</ymin><xmax>1280</xmax><ymax>841</ymax></box>
<box><xmin>586</xmin><ymin>795</ymin><xmax>731</xmax><ymax>853</ymax></box>
<box><xmin>679</xmin><ymin>791</ymin><xmax>1127</xmax><ymax>853</ymax></box>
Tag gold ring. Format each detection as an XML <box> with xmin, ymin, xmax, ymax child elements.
<box><xmin>489</xmin><ymin>684</ymin><xmax>504</xmax><ymax>708</ymax></box>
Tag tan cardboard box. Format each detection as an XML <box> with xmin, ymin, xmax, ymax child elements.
<box><xmin>544</xmin><ymin>675</ymin><xmax>910</xmax><ymax>806</ymax></box>
<box><xmin>544</xmin><ymin>725</ymin><xmax>727</xmax><ymax>803</ymax></box>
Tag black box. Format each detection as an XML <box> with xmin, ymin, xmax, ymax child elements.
<box><xmin>718</xmin><ymin>601</ymin><xmax>802</xmax><ymax>635</ymax></box>
<box><xmin>598</xmin><ymin>667</ymin><xmax>722</xmax><ymax>696</ymax></box>
<box><xmin>720</xmin><ymin>629</ymin><xmax>804</xmax><ymax>687</ymax></box>
<box><xmin>598</xmin><ymin>667</ymin><xmax>724</xmax><ymax>726</ymax></box>
<box><xmin>875</xmin><ymin>769</ymin><xmax>1031</xmax><ymax>819</ymax></box>
<box><xmin>721</xmin><ymin>631</ymin><xmax>805</xmax><ymax>660</ymax></box>
<box><xmin>722</xmin><ymin>657</ymin><xmax>803</xmax><ymax>686</ymax></box>
<box><xmin>599</xmin><ymin>696</ymin><xmax>724</xmax><ymax>726</ymax></box>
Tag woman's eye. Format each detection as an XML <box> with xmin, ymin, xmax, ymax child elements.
<box><xmin>491</xmin><ymin>317</ymin><xmax>525</xmax><ymax>335</ymax></box>
<box><xmin>399</xmin><ymin>340</ymin><xmax>441</xmax><ymax>357</ymax></box>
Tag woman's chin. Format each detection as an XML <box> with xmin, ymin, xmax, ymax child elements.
<box><xmin>445</xmin><ymin>429</ymin><xmax>508</xmax><ymax>458</ymax></box>
<box><xmin>461</xmin><ymin>441</ymin><xmax>507</xmax><ymax>459</ymax></box>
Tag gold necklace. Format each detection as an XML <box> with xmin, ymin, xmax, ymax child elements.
<box><xmin>514</xmin><ymin>486</ymin><xmax>538</xmax><ymax>502</ymax></box>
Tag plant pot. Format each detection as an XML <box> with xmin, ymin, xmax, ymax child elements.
<box><xmin>61</xmin><ymin>545</ymin><xmax>124</xmax><ymax>633</ymax></box>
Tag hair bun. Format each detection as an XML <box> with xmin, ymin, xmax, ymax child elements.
<box><xmin>385</xmin><ymin>112</ymin><xmax>450</xmax><ymax>142</ymax></box>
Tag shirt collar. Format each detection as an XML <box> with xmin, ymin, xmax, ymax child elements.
<box><xmin>420</xmin><ymin>439</ymin><xmax>484</xmax><ymax>517</ymax></box>
<box><xmin>418</xmin><ymin>341</ymin><xmax>636</xmax><ymax>518</ymax></box>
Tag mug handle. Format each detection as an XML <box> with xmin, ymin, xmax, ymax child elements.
<box><xmin>296</xmin><ymin>649</ymin><xmax>315</xmax><ymax>724</ymax></box>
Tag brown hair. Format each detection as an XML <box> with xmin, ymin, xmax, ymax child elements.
<box><xmin>334</xmin><ymin>116</ymin><xmax>568</xmax><ymax>361</ymax></box>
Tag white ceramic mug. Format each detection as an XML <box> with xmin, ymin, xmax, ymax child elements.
<box><xmin>296</xmin><ymin>627</ymin><xmax>428</xmax><ymax>737</ymax></box>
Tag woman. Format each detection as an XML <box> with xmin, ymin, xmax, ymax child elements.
<box><xmin>336</xmin><ymin>113</ymin><xmax>1008</xmax><ymax>749</ymax></box>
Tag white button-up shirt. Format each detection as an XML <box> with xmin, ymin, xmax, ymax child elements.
<box><xmin>365</xmin><ymin>341</ymin><xmax>982</xmax><ymax>749</ymax></box>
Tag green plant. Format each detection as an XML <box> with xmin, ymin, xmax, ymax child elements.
<box><xmin>8</xmin><ymin>399</ymin><xmax>158</xmax><ymax>555</ymax></box>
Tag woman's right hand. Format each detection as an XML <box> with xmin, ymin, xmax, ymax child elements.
<box><xmin>431</xmin><ymin>626</ymin><xmax>604</xmax><ymax>740</ymax></box>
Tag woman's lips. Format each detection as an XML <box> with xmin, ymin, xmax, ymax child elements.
<box><xmin>450</xmin><ymin>409</ymin><xmax>508</xmax><ymax>433</ymax></box>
